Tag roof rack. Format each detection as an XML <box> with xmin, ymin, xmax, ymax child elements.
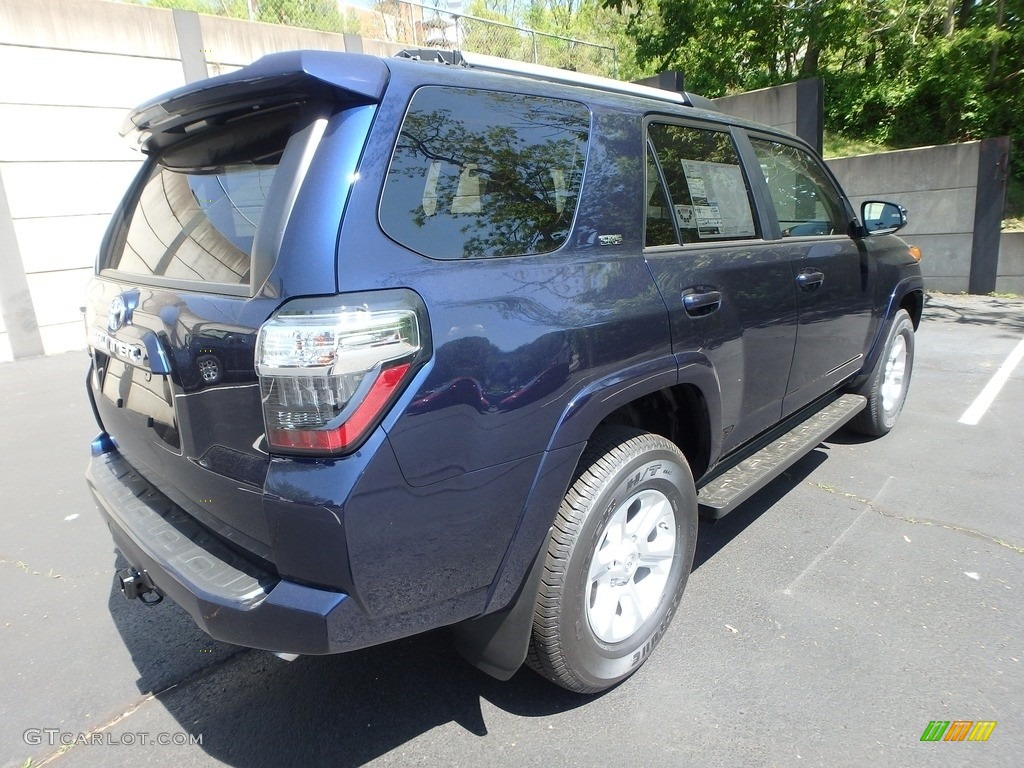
<box><xmin>393</xmin><ymin>49</ymin><xmax>713</xmax><ymax>110</ymax></box>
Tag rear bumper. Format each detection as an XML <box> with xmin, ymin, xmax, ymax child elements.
<box><xmin>88</xmin><ymin>448</ymin><xmax>350</xmax><ymax>654</ymax></box>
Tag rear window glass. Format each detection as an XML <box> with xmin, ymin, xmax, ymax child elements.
<box><xmin>106</xmin><ymin>107</ymin><xmax>296</xmax><ymax>286</ymax></box>
<box><xmin>380</xmin><ymin>87</ymin><xmax>590</xmax><ymax>260</ymax></box>
<box><xmin>109</xmin><ymin>164</ymin><xmax>274</xmax><ymax>285</ymax></box>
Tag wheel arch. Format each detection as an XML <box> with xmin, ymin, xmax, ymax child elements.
<box><xmin>596</xmin><ymin>381</ymin><xmax>714</xmax><ymax>482</ymax></box>
<box><xmin>547</xmin><ymin>354</ymin><xmax>722</xmax><ymax>479</ymax></box>
<box><xmin>454</xmin><ymin>356</ymin><xmax>721</xmax><ymax>680</ymax></box>
<box><xmin>851</xmin><ymin>277</ymin><xmax>924</xmax><ymax>391</ymax></box>
<box><xmin>900</xmin><ymin>287</ymin><xmax>924</xmax><ymax>330</ymax></box>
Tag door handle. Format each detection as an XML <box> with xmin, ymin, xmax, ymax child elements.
<box><xmin>682</xmin><ymin>289</ymin><xmax>723</xmax><ymax>317</ymax></box>
<box><xmin>796</xmin><ymin>269</ymin><xmax>825</xmax><ymax>291</ymax></box>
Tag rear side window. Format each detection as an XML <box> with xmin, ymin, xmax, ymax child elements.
<box><xmin>380</xmin><ymin>87</ymin><xmax>590</xmax><ymax>260</ymax></box>
<box><xmin>749</xmin><ymin>138</ymin><xmax>846</xmax><ymax>237</ymax></box>
<box><xmin>105</xmin><ymin>105</ymin><xmax>298</xmax><ymax>288</ymax></box>
<box><xmin>647</xmin><ymin>123</ymin><xmax>757</xmax><ymax>245</ymax></box>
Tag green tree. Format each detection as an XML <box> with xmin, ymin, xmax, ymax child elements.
<box><xmin>128</xmin><ymin>0</ymin><xmax>248</xmax><ymax>15</ymax></box>
<box><xmin>608</xmin><ymin>0</ymin><xmax>1024</xmax><ymax>217</ymax></box>
<box><xmin>255</xmin><ymin>0</ymin><xmax>348</xmax><ymax>32</ymax></box>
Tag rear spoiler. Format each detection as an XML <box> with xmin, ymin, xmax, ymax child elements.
<box><xmin>122</xmin><ymin>50</ymin><xmax>390</xmax><ymax>155</ymax></box>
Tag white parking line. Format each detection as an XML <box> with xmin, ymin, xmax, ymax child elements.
<box><xmin>958</xmin><ymin>336</ymin><xmax>1024</xmax><ymax>425</ymax></box>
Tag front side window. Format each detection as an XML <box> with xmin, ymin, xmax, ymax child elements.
<box><xmin>646</xmin><ymin>123</ymin><xmax>758</xmax><ymax>245</ymax></box>
<box><xmin>749</xmin><ymin>138</ymin><xmax>847</xmax><ymax>237</ymax></box>
<box><xmin>380</xmin><ymin>87</ymin><xmax>590</xmax><ymax>260</ymax></box>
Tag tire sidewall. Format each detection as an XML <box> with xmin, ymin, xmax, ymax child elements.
<box><xmin>559</xmin><ymin>448</ymin><xmax>697</xmax><ymax>689</ymax></box>
<box><xmin>875</xmin><ymin>312</ymin><xmax>915</xmax><ymax>429</ymax></box>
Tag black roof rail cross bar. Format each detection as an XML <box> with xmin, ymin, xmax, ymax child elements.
<box><xmin>394</xmin><ymin>49</ymin><xmax>467</xmax><ymax>66</ymax></box>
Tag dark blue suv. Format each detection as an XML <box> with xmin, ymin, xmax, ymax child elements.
<box><xmin>85</xmin><ymin>49</ymin><xmax>923</xmax><ymax>693</ymax></box>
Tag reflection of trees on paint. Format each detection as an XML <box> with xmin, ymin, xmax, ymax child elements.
<box><xmin>381</xmin><ymin>89</ymin><xmax>590</xmax><ymax>260</ymax></box>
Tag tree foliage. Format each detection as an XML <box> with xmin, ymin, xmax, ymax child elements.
<box><xmin>127</xmin><ymin>0</ymin><xmax>1024</xmax><ymax>214</ymax></box>
<box><xmin>605</xmin><ymin>0</ymin><xmax>1023</xmax><ymax>213</ymax></box>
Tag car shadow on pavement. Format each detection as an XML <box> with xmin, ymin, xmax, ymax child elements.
<box><xmin>923</xmin><ymin>293</ymin><xmax>1024</xmax><ymax>334</ymax></box>
<box><xmin>103</xmin><ymin>447</ymin><xmax>831</xmax><ymax>767</ymax></box>
<box><xmin>108</xmin><ymin>564</ymin><xmax>595</xmax><ymax>766</ymax></box>
<box><xmin>692</xmin><ymin>447</ymin><xmax>828</xmax><ymax>571</ymax></box>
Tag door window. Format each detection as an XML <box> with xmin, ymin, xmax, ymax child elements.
<box><xmin>646</xmin><ymin>123</ymin><xmax>758</xmax><ymax>246</ymax></box>
<box><xmin>749</xmin><ymin>138</ymin><xmax>847</xmax><ymax>237</ymax></box>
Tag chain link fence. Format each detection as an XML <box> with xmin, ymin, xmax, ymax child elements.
<box><xmin>367</xmin><ymin>1</ymin><xmax>617</xmax><ymax>78</ymax></box>
<box><xmin>126</xmin><ymin>1</ymin><xmax>616</xmax><ymax>78</ymax></box>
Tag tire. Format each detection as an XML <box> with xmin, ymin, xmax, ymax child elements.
<box><xmin>527</xmin><ymin>426</ymin><xmax>698</xmax><ymax>693</ymax></box>
<box><xmin>849</xmin><ymin>309</ymin><xmax>915</xmax><ymax>436</ymax></box>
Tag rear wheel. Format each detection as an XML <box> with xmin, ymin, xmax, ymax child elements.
<box><xmin>849</xmin><ymin>309</ymin><xmax>915</xmax><ymax>436</ymax></box>
<box><xmin>527</xmin><ymin>427</ymin><xmax>698</xmax><ymax>693</ymax></box>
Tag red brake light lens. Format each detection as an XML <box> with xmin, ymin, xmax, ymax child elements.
<box><xmin>255</xmin><ymin>291</ymin><xmax>428</xmax><ymax>455</ymax></box>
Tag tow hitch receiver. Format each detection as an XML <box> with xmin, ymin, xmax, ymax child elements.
<box><xmin>117</xmin><ymin>567</ymin><xmax>163</xmax><ymax>605</ymax></box>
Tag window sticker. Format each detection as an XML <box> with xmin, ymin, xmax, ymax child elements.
<box><xmin>680</xmin><ymin>160</ymin><xmax>755</xmax><ymax>239</ymax></box>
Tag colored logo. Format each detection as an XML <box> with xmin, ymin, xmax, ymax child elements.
<box><xmin>920</xmin><ymin>721</ymin><xmax>996</xmax><ymax>742</ymax></box>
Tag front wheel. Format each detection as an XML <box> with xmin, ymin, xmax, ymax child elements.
<box><xmin>848</xmin><ymin>309</ymin><xmax>915</xmax><ymax>436</ymax></box>
<box><xmin>527</xmin><ymin>427</ymin><xmax>698</xmax><ymax>693</ymax></box>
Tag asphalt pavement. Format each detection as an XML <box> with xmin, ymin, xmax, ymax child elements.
<box><xmin>1</xmin><ymin>292</ymin><xmax>1021</xmax><ymax>768</ymax></box>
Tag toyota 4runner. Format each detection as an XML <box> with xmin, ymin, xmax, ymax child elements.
<box><xmin>84</xmin><ymin>49</ymin><xmax>923</xmax><ymax>693</ymax></box>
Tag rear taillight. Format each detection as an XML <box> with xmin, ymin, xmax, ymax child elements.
<box><xmin>255</xmin><ymin>289</ymin><xmax>429</xmax><ymax>455</ymax></box>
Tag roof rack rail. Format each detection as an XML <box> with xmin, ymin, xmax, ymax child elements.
<box><xmin>394</xmin><ymin>49</ymin><xmax>467</xmax><ymax>67</ymax></box>
<box><xmin>392</xmin><ymin>48</ymin><xmax>713</xmax><ymax>110</ymax></box>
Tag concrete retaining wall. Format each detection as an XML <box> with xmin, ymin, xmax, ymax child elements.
<box><xmin>0</xmin><ymin>0</ymin><xmax>189</xmax><ymax>362</ymax></box>
<box><xmin>998</xmin><ymin>233</ymin><xmax>1024</xmax><ymax>295</ymax></box>
<box><xmin>0</xmin><ymin>0</ymin><xmax>403</xmax><ymax>363</ymax></box>
<box><xmin>828</xmin><ymin>144</ymin><xmax>983</xmax><ymax>294</ymax></box>
<box><xmin>713</xmin><ymin>79</ymin><xmax>823</xmax><ymax>155</ymax></box>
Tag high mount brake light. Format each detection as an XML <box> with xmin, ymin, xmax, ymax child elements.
<box><xmin>255</xmin><ymin>290</ymin><xmax>428</xmax><ymax>455</ymax></box>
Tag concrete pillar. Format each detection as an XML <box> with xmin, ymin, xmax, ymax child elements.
<box><xmin>968</xmin><ymin>136</ymin><xmax>1010</xmax><ymax>294</ymax></box>
<box><xmin>0</xmin><ymin>168</ymin><xmax>45</xmax><ymax>359</ymax></box>
<box><xmin>173</xmin><ymin>9</ymin><xmax>207</xmax><ymax>83</ymax></box>
<box><xmin>795</xmin><ymin>78</ymin><xmax>823</xmax><ymax>156</ymax></box>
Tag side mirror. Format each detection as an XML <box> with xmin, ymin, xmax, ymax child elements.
<box><xmin>860</xmin><ymin>201</ymin><xmax>907</xmax><ymax>236</ymax></box>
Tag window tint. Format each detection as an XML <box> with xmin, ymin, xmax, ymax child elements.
<box><xmin>111</xmin><ymin>164</ymin><xmax>273</xmax><ymax>285</ymax></box>
<box><xmin>107</xmin><ymin>106</ymin><xmax>299</xmax><ymax>286</ymax></box>
<box><xmin>380</xmin><ymin>87</ymin><xmax>589</xmax><ymax>260</ymax></box>
<box><xmin>646</xmin><ymin>145</ymin><xmax>677</xmax><ymax>247</ymax></box>
<box><xmin>749</xmin><ymin>138</ymin><xmax>846</xmax><ymax>237</ymax></box>
<box><xmin>647</xmin><ymin>124</ymin><xmax>757</xmax><ymax>244</ymax></box>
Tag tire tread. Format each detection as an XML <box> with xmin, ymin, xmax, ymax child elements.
<box><xmin>526</xmin><ymin>426</ymin><xmax>687</xmax><ymax>693</ymax></box>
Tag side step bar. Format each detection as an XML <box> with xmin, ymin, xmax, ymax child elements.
<box><xmin>697</xmin><ymin>394</ymin><xmax>867</xmax><ymax>519</ymax></box>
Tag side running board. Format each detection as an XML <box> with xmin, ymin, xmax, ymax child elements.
<box><xmin>697</xmin><ymin>394</ymin><xmax>867</xmax><ymax>519</ymax></box>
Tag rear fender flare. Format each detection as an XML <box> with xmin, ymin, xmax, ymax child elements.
<box><xmin>456</xmin><ymin>353</ymin><xmax>723</xmax><ymax>680</ymax></box>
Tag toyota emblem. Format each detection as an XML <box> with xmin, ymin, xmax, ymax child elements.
<box><xmin>107</xmin><ymin>296</ymin><xmax>127</xmax><ymax>332</ymax></box>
